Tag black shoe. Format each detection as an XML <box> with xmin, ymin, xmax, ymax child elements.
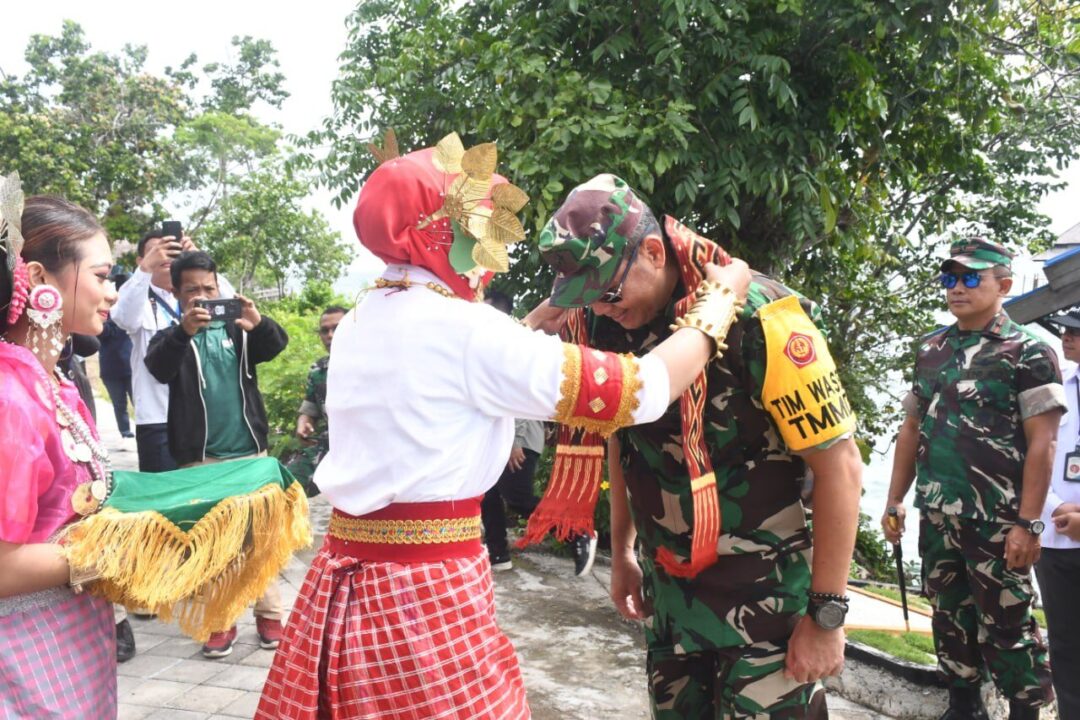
<box><xmin>489</xmin><ymin>551</ymin><xmax>513</xmax><ymax>571</ymax></box>
<box><xmin>571</xmin><ymin>533</ymin><xmax>597</xmax><ymax>577</ymax></box>
<box><xmin>938</xmin><ymin>687</ymin><xmax>989</xmax><ymax>720</ymax></box>
<box><xmin>1008</xmin><ymin>700</ymin><xmax>1039</xmax><ymax>720</ymax></box>
<box><xmin>116</xmin><ymin>619</ymin><xmax>136</xmax><ymax>663</ymax></box>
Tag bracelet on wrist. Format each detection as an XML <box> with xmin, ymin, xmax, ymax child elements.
<box><xmin>807</xmin><ymin>591</ymin><xmax>849</xmax><ymax>604</ymax></box>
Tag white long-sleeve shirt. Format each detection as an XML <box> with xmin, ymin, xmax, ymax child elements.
<box><xmin>1044</xmin><ymin>364</ymin><xmax>1080</xmax><ymax>550</ymax></box>
<box><xmin>110</xmin><ymin>268</ymin><xmax>234</xmax><ymax>426</ymax></box>
<box><xmin>315</xmin><ymin>264</ymin><xmax>671</xmax><ymax>516</ymax></box>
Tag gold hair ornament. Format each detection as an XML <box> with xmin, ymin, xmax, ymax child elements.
<box><xmin>0</xmin><ymin>171</ymin><xmax>25</xmax><ymax>272</ymax></box>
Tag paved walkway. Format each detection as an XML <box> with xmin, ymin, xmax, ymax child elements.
<box><xmin>93</xmin><ymin>392</ymin><xmax>895</xmax><ymax>719</ymax></box>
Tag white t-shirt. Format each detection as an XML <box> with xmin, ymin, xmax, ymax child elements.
<box><xmin>1044</xmin><ymin>365</ymin><xmax>1080</xmax><ymax>550</ymax></box>
<box><xmin>315</xmin><ymin>264</ymin><xmax>670</xmax><ymax>515</ymax></box>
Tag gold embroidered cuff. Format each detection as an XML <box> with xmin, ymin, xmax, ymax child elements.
<box><xmin>670</xmin><ymin>281</ymin><xmax>743</xmax><ymax>359</ymax></box>
<box><xmin>553</xmin><ymin>344</ymin><xmax>643</xmax><ymax>437</ymax></box>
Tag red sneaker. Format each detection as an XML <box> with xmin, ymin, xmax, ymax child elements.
<box><xmin>201</xmin><ymin>626</ymin><xmax>237</xmax><ymax>658</ymax></box>
<box><xmin>256</xmin><ymin>617</ymin><xmax>283</xmax><ymax>650</ymax></box>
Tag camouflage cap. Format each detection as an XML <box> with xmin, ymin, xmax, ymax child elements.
<box><xmin>941</xmin><ymin>237</ymin><xmax>1014</xmax><ymax>271</ymax></box>
<box><xmin>538</xmin><ymin>174</ymin><xmax>649</xmax><ymax>308</ymax></box>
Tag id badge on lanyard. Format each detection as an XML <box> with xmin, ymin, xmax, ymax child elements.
<box><xmin>1066</xmin><ymin>381</ymin><xmax>1080</xmax><ymax>483</ymax></box>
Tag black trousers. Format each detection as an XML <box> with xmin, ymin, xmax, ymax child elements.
<box><xmin>1036</xmin><ymin>547</ymin><xmax>1080</xmax><ymax>720</ymax></box>
<box><xmin>102</xmin><ymin>376</ymin><xmax>133</xmax><ymax>435</ymax></box>
<box><xmin>482</xmin><ymin>449</ymin><xmax>540</xmax><ymax>556</ymax></box>
<box><xmin>135</xmin><ymin>423</ymin><xmax>178</xmax><ymax>473</ymax></box>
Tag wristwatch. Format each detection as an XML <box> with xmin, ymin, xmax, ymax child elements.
<box><xmin>1015</xmin><ymin>517</ymin><xmax>1045</xmax><ymax>536</ymax></box>
<box><xmin>807</xmin><ymin>592</ymin><xmax>849</xmax><ymax>630</ymax></box>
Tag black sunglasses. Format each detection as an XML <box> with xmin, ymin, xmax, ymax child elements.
<box><xmin>597</xmin><ymin>242</ymin><xmax>642</xmax><ymax>305</ymax></box>
<box><xmin>939</xmin><ymin>271</ymin><xmax>986</xmax><ymax>289</ymax></box>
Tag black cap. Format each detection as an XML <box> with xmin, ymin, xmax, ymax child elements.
<box><xmin>1048</xmin><ymin>310</ymin><xmax>1080</xmax><ymax>331</ymax></box>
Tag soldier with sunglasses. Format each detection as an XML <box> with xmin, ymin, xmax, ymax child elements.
<box><xmin>882</xmin><ymin>238</ymin><xmax>1063</xmax><ymax>720</ymax></box>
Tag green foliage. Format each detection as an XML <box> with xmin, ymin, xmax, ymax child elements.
<box><xmin>853</xmin><ymin>512</ymin><xmax>895</xmax><ymax>581</ymax></box>
<box><xmin>197</xmin><ymin>162</ymin><xmax>352</xmax><ymax>295</ymax></box>
<box><xmin>0</xmin><ymin>20</ymin><xmax>187</xmax><ymax>240</ymax></box>
<box><xmin>256</xmin><ymin>287</ymin><xmax>351</xmax><ymax>455</ymax></box>
<box><xmin>1</xmin><ymin>24</ymin><xmax>348</xmax><ymax>293</ymax></box>
<box><xmin>308</xmin><ymin>0</ymin><xmax>1080</xmax><ymax>446</ymax></box>
<box><xmin>847</xmin><ymin>630</ymin><xmax>936</xmax><ymax>666</ymax></box>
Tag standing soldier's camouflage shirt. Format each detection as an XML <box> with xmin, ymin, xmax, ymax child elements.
<box><xmin>300</xmin><ymin>355</ymin><xmax>330</xmax><ymax>435</ymax></box>
<box><xmin>904</xmin><ymin>311</ymin><xmax>1065</xmax><ymax>521</ymax></box>
<box><xmin>595</xmin><ymin>273</ymin><xmax>855</xmax><ymax>652</ymax></box>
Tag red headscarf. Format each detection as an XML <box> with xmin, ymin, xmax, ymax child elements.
<box><xmin>353</xmin><ymin>147</ymin><xmax>508</xmax><ymax>301</ymax></box>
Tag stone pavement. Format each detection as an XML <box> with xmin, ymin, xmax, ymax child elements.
<box><xmin>93</xmin><ymin>393</ymin><xmax>893</xmax><ymax>719</ymax></box>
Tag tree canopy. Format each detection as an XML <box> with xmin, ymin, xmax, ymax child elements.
<box><xmin>308</xmin><ymin>0</ymin><xmax>1080</xmax><ymax>442</ymax></box>
<box><xmin>0</xmin><ymin>22</ymin><xmax>350</xmax><ymax>290</ymax></box>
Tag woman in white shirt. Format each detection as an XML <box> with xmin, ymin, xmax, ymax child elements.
<box><xmin>255</xmin><ymin>134</ymin><xmax>751</xmax><ymax>720</ymax></box>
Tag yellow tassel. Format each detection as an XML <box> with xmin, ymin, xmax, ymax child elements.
<box><xmin>59</xmin><ymin>483</ymin><xmax>312</xmax><ymax>642</ymax></box>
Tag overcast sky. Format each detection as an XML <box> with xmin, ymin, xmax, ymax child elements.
<box><xmin>4</xmin><ymin>1</ymin><xmax>1078</xmax><ymax>290</ymax></box>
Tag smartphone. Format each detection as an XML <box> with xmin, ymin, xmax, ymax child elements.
<box><xmin>161</xmin><ymin>220</ymin><xmax>183</xmax><ymax>255</ymax></box>
<box><xmin>195</xmin><ymin>298</ymin><xmax>243</xmax><ymax>322</ymax></box>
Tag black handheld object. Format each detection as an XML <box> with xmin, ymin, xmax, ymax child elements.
<box><xmin>162</xmin><ymin>220</ymin><xmax>182</xmax><ymax>241</ymax></box>
<box><xmin>887</xmin><ymin>506</ymin><xmax>910</xmax><ymax>629</ymax></box>
<box><xmin>196</xmin><ymin>298</ymin><xmax>243</xmax><ymax>322</ymax></box>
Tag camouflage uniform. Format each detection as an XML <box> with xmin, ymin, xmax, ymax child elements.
<box><xmin>539</xmin><ymin>175</ymin><xmax>858</xmax><ymax>719</ymax></box>
<box><xmin>596</xmin><ymin>275</ymin><xmax>840</xmax><ymax>719</ymax></box>
<box><xmin>905</xmin><ymin>310</ymin><xmax>1063</xmax><ymax>707</ymax></box>
<box><xmin>288</xmin><ymin>355</ymin><xmax>329</xmax><ymax>494</ymax></box>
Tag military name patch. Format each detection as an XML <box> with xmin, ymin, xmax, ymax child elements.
<box><xmin>784</xmin><ymin>332</ymin><xmax>817</xmax><ymax>367</ymax></box>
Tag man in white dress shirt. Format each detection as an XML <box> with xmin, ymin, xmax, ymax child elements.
<box><xmin>1042</xmin><ymin>312</ymin><xmax>1080</xmax><ymax>720</ymax></box>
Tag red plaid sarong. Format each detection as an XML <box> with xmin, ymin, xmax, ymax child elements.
<box><xmin>0</xmin><ymin>589</ymin><xmax>117</xmax><ymax>718</ymax></box>
<box><xmin>257</xmin><ymin>535</ymin><xmax>529</xmax><ymax>718</ymax></box>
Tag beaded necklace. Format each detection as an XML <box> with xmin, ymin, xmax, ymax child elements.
<box><xmin>0</xmin><ymin>335</ymin><xmax>113</xmax><ymax>515</ymax></box>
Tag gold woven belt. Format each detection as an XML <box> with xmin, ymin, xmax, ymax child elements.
<box><xmin>328</xmin><ymin>513</ymin><xmax>482</xmax><ymax>545</ymax></box>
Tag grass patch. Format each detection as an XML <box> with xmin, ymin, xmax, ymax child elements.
<box><xmin>860</xmin><ymin>584</ymin><xmax>932</xmax><ymax>612</ymax></box>
<box><xmin>848</xmin><ymin>629</ymin><xmax>937</xmax><ymax>666</ymax></box>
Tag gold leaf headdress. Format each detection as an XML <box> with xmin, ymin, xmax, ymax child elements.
<box><xmin>0</xmin><ymin>172</ymin><xmax>26</xmax><ymax>272</ymax></box>
<box><xmin>366</xmin><ymin>129</ymin><xmax>529</xmax><ymax>275</ymax></box>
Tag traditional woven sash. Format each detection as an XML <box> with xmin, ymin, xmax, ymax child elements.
<box><xmin>518</xmin><ymin>310</ymin><xmax>607</xmax><ymax>545</ymax></box>
<box><xmin>524</xmin><ymin>216</ymin><xmax>731</xmax><ymax>578</ymax></box>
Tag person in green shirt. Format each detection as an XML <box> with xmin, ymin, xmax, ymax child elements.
<box><xmin>145</xmin><ymin>250</ymin><xmax>289</xmax><ymax>659</ymax></box>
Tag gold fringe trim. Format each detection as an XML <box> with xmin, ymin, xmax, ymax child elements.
<box><xmin>59</xmin><ymin>482</ymin><xmax>312</xmax><ymax>642</ymax></box>
<box><xmin>553</xmin><ymin>343</ymin><xmax>583</xmax><ymax>426</ymax></box>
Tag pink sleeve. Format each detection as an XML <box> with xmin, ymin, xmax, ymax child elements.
<box><xmin>0</xmin><ymin>389</ymin><xmax>54</xmax><ymax>544</ymax></box>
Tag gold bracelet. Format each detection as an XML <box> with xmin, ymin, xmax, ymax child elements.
<box><xmin>68</xmin><ymin>563</ymin><xmax>102</xmax><ymax>594</ymax></box>
<box><xmin>670</xmin><ymin>281</ymin><xmax>743</xmax><ymax>359</ymax></box>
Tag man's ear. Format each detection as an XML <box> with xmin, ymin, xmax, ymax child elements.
<box><xmin>641</xmin><ymin>234</ymin><xmax>666</xmax><ymax>269</ymax></box>
<box><xmin>998</xmin><ymin>276</ymin><xmax>1013</xmax><ymax>296</ymax></box>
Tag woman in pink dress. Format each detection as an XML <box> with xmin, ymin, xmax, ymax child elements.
<box><xmin>0</xmin><ymin>180</ymin><xmax>120</xmax><ymax>719</ymax></box>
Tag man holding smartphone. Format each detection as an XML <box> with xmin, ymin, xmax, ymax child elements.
<box><xmin>144</xmin><ymin>250</ymin><xmax>289</xmax><ymax>658</ymax></box>
<box><xmin>111</xmin><ymin>223</ymin><xmax>235</xmax><ymax>473</ymax></box>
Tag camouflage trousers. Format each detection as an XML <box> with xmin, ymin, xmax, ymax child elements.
<box><xmin>648</xmin><ymin>640</ymin><xmax>827</xmax><ymax>720</ymax></box>
<box><xmin>919</xmin><ymin>511</ymin><xmax>1053</xmax><ymax>707</ymax></box>
<box><xmin>284</xmin><ymin>436</ymin><xmax>326</xmax><ymax>498</ymax></box>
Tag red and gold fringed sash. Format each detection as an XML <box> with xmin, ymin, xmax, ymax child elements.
<box><xmin>519</xmin><ymin>310</ymin><xmax>608</xmax><ymax>545</ymax></box>
<box><xmin>523</xmin><ymin>216</ymin><xmax>732</xmax><ymax>578</ymax></box>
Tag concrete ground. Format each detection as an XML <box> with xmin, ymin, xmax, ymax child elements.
<box><xmin>94</xmin><ymin>395</ymin><xmax>893</xmax><ymax>719</ymax></box>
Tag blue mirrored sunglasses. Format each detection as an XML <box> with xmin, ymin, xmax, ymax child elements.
<box><xmin>939</xmin><ymin>271</ymin><xmax>983</xmax><ymax>289</ymax></box>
